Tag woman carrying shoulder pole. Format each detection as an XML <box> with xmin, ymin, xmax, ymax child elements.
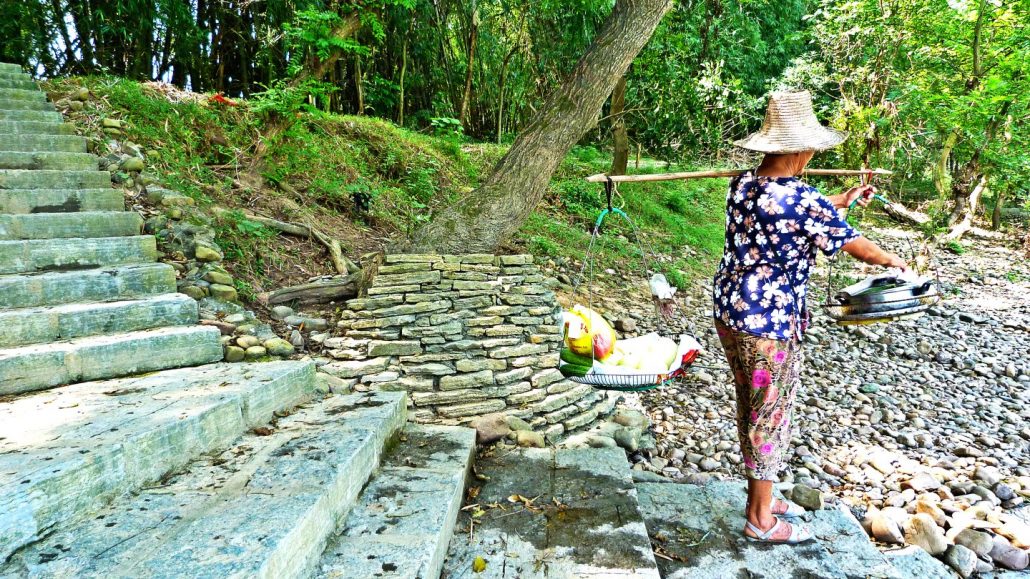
<box><xmin>712</xmin><ymin>91</ymin><xmax>907</xmax><ymax>544</ymax></box>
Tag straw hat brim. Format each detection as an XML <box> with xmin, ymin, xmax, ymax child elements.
<box><xmin>733</xmin><ymin>125</ymin><xmax>847</xmax><ymax>154</ymax></box>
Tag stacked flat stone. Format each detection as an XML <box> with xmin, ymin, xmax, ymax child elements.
<box><xmin>324</xmin><ymin>253</ymin><xmax>615</xmax><ymax>438</ymax></box>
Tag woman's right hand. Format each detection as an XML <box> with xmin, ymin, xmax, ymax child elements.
<box><xmin>883</xmin><ymin>253</ymin><xmax>909</xmax><ymax>272</ymax></box>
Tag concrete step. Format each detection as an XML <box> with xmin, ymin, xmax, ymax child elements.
<box><xmin>0</xmin><ymin>97</ymin><xmax>52</xmax><ymax>111</ymax></box>
<box><xmin>0</xmin><ymin>211</ymin><xmax>141</xmax><ymax>240</ymax></box>
<box><xmin>0</xmin><ymin>234</ymin><xmax>156</xmax><ymax>274</ymax></box>
<box><xmin>0</xmin><ymin>88</ymin><xmax>46</xmax><ymax>102</ymax></box>
<box><xmin>0</xmin><ymin>109</ymin><xmax>62</xmax><ymax>122</ymax></box>
<box><xmin>0</xmin><ymin>151</ymin><xmax>98</xmax><ymax>171</ymax></box>
<box><xmin>0</xmin><ymin>262</ymin><xmax>176</xmax><ymax>309</ymax></box>
<box><xmin>0</xmin><ymin>324</ymin><xmax>224</xmax><ymax>396</ymax></box>
<box><xmin>317</xmin><ymin>424</ymin><xmax>475</xmax><ymax>579</ymax></box>
<box><xmin>0</xmin><ymin>292</ymin><xmax>197</xmax><ymax>348</ymax></box>
<box><xmin>0</xmin><ymin>188</ymin><xmax>122</xmax><ymax>214</ymax></box>
<box><xmin>0</xmin><ymin>360</ymin><xmax>317</xmax><ymax>563</ymax></box>
<box><xmin>634</xmin><ymin>480</ymin><xmax>905</xmax><ymax>579</ymax></box>
<box><xmin>0</xmin><ymin>169</ymin><xmax>110</xmax><ymax>189</ymax></box>
<box><xmin>0</xmin><ymin>120</ymin><xmax>75</xmax><ymax>135</ymax></box>
<box><xmin>443</xmin><ymin>447</ymin><xmax>661</xmax><ymax>578</ymax></box>
<box><xmin>1</xmin><ymin>390</ymin><xmax>407</xmax><ymax>577</ymax></box>
<box><xmin>0</xmin><ymin>77</ymin><xmax>37</xmax><ymax>89</ymax></box>
<box><xmin>0</xmin><ymin>133</ymin><xmax>87</xmax><ymax>152</ymax></box>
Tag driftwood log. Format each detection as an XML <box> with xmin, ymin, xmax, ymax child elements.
<box><xmin>257</xmin><ymin>272</ymin><xmax>361</xmax><ymax>306</ymax></box>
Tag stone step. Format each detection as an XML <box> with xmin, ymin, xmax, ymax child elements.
<box><xmin>0</xmin><ymin>292</ymin><xmax>197</xmax><ymax>348</ymax></box>
<box><xmin>0</xmin><ymin>169</ymin><xmax>110</xmax><ymax>189</ymax></box>
<box><xmin>0</xmin><ymin>120</ymin><xmax>75</xmax><ymax>135</ymax></box>
<box><xmin>0</xmin><ymin>150</ymin><xmax>98</xmax><ymax>171</ymax></box>
<box><xmin>0</xmin><ymin>63</ymin><xmax>24</xmax><ymax>73</ymax></box>
<box><xmin>0</xmin><ymin>262</ymin><xmax>175</xmax><ymax>309</ymax></box>
<box><xmin>0</xmin><ymin>211</ymin><xmax>141</xmax><ymax>240</ymax></box>
<box><xmin>0</xmin><ymin>133</ymin><xmax>87</xmax><ymax>152</ymax></box>
<box><xmin>0</xmin><ymin>188</ymin><xmax>122</xmax><ymax>214</ymax></box>
<box><xmin>1</xmin><ymin>390</ymin><xmax>407</xmax><ymax>577</ymax></box>
<box><xmin>634</xmin><ymin>480</ymin><xmax>905</xmax><ymax>579</ymax></box>
<box><xmin>0</xmin><ymin>234</ymin><xmax>155</xmax><ymax>274</ymax></box>
<box><xmin>0</xmin><ymin>70</ymin><xmax>32</xmax><ymax>79</ymax></box>
<box><xmin>0</xmin><ymin>87</ymin><xmax>46</xmax><ymax>102</ymax></box>
<box><xmin>317</xmin><ymin>424</ymin><xmax>475</xmax><ymax>579</ymax></box>
<box><xmin>0</xmin><ymin>108</ymin><xmax>62</xmax><ymax>122</ymax></box>
<box><xmin>0</xmin><ymin>324</ymin><xmax>224</xmax><ymax>396</ymax></box>
<box><xmin>0</xmin><ymin>97</ymin><xmax>52</xmax><ymax>111</ymax></box>
<box><xmin>443</xmin><ymin>447</ymin><xmax>661</xmax><ymax>578</ymax></box>
<box><xmin>0</xmin><ymin>77</ymin><xmax>38</xmax><ymax>90</ymax></box>
<box><xmin>0</xmin><ymin>360</ymin><xmax>317</xmax><ymax>563</ymax></box>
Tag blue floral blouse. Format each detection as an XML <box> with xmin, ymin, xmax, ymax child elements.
<box><xmin>713</xmin><ymin>172</ymin><xmax>860</xmax><ymax>340</ymax></box>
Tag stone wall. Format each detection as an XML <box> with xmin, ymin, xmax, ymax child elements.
<box><xmin>320</xmin><ymin>253</ymin><xmax>615</xmax><ymax>439</ymax></box>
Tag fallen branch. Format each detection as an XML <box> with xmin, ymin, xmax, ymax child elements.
<box><xmin>257</xmin><ymin>273</ymin><xmax>361</xmax><ymax>306</ymax></box>
<box><xmin>966</xmin><ymin>227</ymin><xmax>1007</xmax><ymax>241</ymax></box>
<box><xmin>212</xmin><ymin>206</ymin><xmax>360</xmax><ymax>275</ymax></box>
<box><xmin>882</xmin><ymin>201</ymin><xmax>931</xmax><ymax>226</ymax></box>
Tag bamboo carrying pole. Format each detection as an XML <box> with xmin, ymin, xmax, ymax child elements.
<box><xmin>585</xmin><ymin>168</ymin><xmax>892</xmax><ymax>183</ymax></box>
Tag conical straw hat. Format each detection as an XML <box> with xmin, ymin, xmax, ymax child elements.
<box><xmin>734</xmin><ymin>91</ymin><xmax>847</xmax><ymax>154</ymax></box>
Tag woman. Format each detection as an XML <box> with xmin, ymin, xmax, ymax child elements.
<box><xmin>713</xmin><ymin>91</ymin><xmax>907</xmax><ymax>544</ymax></box>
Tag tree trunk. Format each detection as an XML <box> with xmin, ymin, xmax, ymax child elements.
<box><xmin>610</xmin><ymin>74</ymin><xmax>630</xmax><ymax>176</ymax></box>
<box><xmin>459</xmin><ymin>4</ymin><xmax>479</xmax><ymax>131</ymax></box>
<box><xmin>290</xmin><ymin>13</ymin><xmax>361</xmax><ymax>88</ymax></box>
<box><xmin>992</xmin><ymin>188</ymin><xmax>1004</xmax><ymax>230</ymax></box>
<box><xmin>943</xmin><ymin>174</ymin><xmax>987</xmax><ymax>242</ymax></box>
<box><xmin>404</xmin><ymin>0</ymin><xmax>673</xmax><ymax>254</ymax></box>
<box><xmin>933</xmin><ymin>130</ymin><xmax>958</xmax><ymax>197</ymax></box>
<box><xmin>398</xmin><ymin>21</ymin><xmax>412</xmax><ymax>126</ymax></box>
<box><xmin>354</xmin><ymin>56</ymin><xmax>365</xmax><ymax>115</ymax></box>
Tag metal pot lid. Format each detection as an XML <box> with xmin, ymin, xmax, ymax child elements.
<box><xmin>834</xmin><ymin>274</ymin><xmax>937</xmax><ymax>306</ymax></box>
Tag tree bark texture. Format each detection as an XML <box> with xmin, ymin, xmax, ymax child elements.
<box><xmin>610</xmin><ymin>74</ymin><xmax>630</xmax><ymax>176</ymax></box>
<box><xmin>405</xmin><ymin>0</ymin><xmax>674</xmax><ymax>254</ymax></box>
<box><xmin>460</xmin><ymin>4</ymin><xmax>480</xmax><ymax>131</ymax></box>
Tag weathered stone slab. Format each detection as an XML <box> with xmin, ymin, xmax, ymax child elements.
<box><xmin>0</xmin><ymin>188</ymin><xmax>120</xmax><ymax>215</ymax></box>
<box><xmin>0</xmin><ymin>235</ymin><xmax>156</xmax><ymax>274</ymax></box>
<box><xmin>0</xmin><ymin>293</ymin><xmax>198</xmax><ymax>348</ymax></box>
<box><xmin>443</xmin><ymin>447</ymin><xmax>659</xmax><ymax>578</ymax></box>
<box><xmin>3</xmin><ymin>391</ymin><xmax>405</xmax><ymax>579</ymax></box>
<box><xmin>322</xmin><ymin>357</ymin><xmax>390</xmax><ymax>378</ymax></box>
<box><xmin>317</xmin><ymin>424</ymin><xmax>474</xmax><ymax>579</ymax></box>
<box><xmin>439</xmin><ymin>369</ymin><xmax>495</xmax><ymax>390</ymax></box>
<box><xmin>0</xmin><ymin>325</ymin><xmax>224</xmax><ymax>395</ymax></box>
<box><xmin>0</xmin><ymin>169</ymin><xmax>110</xmax><ymax>189</ymax></box>
<box><xmin>0</xmin><ymin>262</ymin><xmax>175</xmax><ymax>309</ymax></box>
<box><xmin>883</xmin><ymin>545</ymin><xmax>954</xmax><ymax>579</ymax></box>
<box><xmin>436</xmin><ymin>399</ymin><xmax>506</xmax><ymax>418</ymax></box>
<box><xmin>0</xmin><ymin>360</ymin><xmax>316</xmax><ymax>564</ymax></box>
<box><xmin>635</xmin><ymin>480</ymin><xmax>904</xmax><ymax>579</ymax></box>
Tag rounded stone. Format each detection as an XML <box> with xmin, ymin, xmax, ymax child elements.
<box><xmin>203</xmin><ymin>271</ymin><xmax>234</xmax><ymax>286</ymax></box>
<box><xmin>244</xmin><ymin>346</ymin><xmax>267</xmax><ymax>360</ymax></box>
<box><xmin>194</xmin><ymin>244</ymin><xmax>223</xmax><ymax>262</ymax></box>
<box><xmin>209</xmin><ymin>283</ymin><xmax>238</xmax><ymax>301</ymax></box>
<box><xmin>120</xmin><ymin>157</ymin><xmax>145</xmax><ymax>172</ymax></box>
<box><xmin>236</xmin><ymin>335</ymin><xmax>261</xmax><ymax>348</ymax></box>
<box><xmin>224</xmin><ymin>346</ymin><xmax>245</xmax><ymax>362</ymax></box>
<box><xmin>263</xmin><ymin>338</ymin><xmax>295</xmax><ymax>357</ymax></box>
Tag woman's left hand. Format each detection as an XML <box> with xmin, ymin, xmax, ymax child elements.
<box><xmin>843</xmin><ymin>185</ymin><xmax>876</xmax><ymax>208</ymax></box>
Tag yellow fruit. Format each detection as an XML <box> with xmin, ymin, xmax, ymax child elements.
<box><xmin>565</xmin><ymin>305</ymin><xmax>616</xmax><ymax>360</ymax></box>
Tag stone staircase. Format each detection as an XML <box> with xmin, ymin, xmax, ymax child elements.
<box><xmin>0</xmin><ymin>61</ymin><xmax>477</xmax><ymax>579</ymax></box>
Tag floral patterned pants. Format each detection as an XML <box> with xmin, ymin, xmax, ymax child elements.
<box><xmin>715</xmin><ymin>320</ymin><xmax>804</xmax><ymax>481</ymax></box>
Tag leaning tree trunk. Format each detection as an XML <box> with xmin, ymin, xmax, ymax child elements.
<box><xmin>610</xmin><ymin>74</ymin><xmax>630</xmax><ymax>176</ymax></box>
<box><xmin>405</xmin><ymin>0</ymin><xmax>673</xmax><ymax>254</ymax></box>
<box><xmin>942</xmin><ymin>174</ymin><xmax>987</xmax><ymax>242</ymax></box>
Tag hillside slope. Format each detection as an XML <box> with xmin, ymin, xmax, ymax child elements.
<box><xmin>42</xmin><ymin>76</ymin><xmax>727</xmax><ymax>301</ymax></box>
